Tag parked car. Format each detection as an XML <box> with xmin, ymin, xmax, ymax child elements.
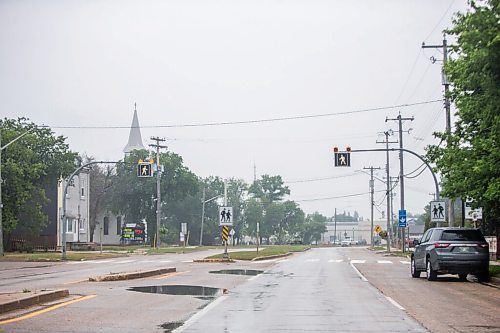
<box><xmin>411</xmin><ymin>228</ymin><xmax>489</xmax><ymax>281</ymax></box>
<box><xmin>341</xmin><ymin>240</ymin><xmax>350</xmax><ymax>247</ymax></box>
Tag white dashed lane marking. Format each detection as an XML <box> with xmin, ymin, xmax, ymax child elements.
<box><xmin>350</xmin><ymin>260</ymin><xmax>366</xmax><ymax>264</ymax></box>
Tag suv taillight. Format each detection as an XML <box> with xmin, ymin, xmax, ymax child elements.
<box><xmin>434</xmin><ymin>243</ymin><xmax>450</xmax><ymax>248</ymax></box>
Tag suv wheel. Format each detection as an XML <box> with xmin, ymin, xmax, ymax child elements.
<box><xmin>458</xmin><ymin>274</ymin><xmax>467</xmax><ymax>281</ymax></box>
<box><xmin>477</xmin><ymin>270</ymin><xmax>490</xmax><ymax>282</ymax></box>
<box><xmin>411</xmin><ymin>257</ymin><xmax>420</xmax><ymax>278</ymax></box>
<box><xmin>426</xmin><ymin>259</ymin><xmax>437</xmax><ymax>281</ymax></box>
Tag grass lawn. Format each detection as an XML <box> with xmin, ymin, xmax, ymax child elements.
<box><xmin>490</xmin><ymin>264</ymin><xmax>500</xmax><ymax>278</ymax></box>
<box><xmin>0</xmin><ymin>251</ymin><xmax>127</xmax><ymax>262</ymax></box>
<box><xmin>207</xmin><ymin>245</ymin><xmax>310</xmax><ymax>260</ymax></box>
<box><xmin>146</xmin><ymin>246</ymin><xmax>218</xmax><ymax>255</ymax></box>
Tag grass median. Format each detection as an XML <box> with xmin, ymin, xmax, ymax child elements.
<box><xmin>207</xmin><ymin>245</ymin><xmax>310</xmax><ymax>260</ymax></box>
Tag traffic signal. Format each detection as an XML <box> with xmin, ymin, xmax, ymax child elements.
<box><xmin>334</xmin><ymin>152</ymin><xmax>350</xmax><ymax>167</ymax></box>
<box><xmin>333</xmin><ymin>146</ymin><xmax>351</xmax><ymax>167</ymax></box>
<box><xmin>137</xmin><ymin>162</ymin><xmax>153</xmax><ymax>177</ymax></box>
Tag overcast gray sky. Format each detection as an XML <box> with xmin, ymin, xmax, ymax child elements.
<box><xmin>0</xmin><ymin>0</ymin><xmax>468</xmax><ymax>220</ymax></box>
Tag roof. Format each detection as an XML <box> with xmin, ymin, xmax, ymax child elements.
<box><xmin>123</xmin><ymin>107</ymin><xmax>145</xmax><ymax>154</ymax></box>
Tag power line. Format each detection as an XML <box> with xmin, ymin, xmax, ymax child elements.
<box><xmin>294</xmin><ymin>190</ymin><xmax>385</xmax><ymax>203</ymax></box>
<box><xmin>49</xmin><ymin>100</ymin><xmax>443</xmax><ymax>129</ymax></box>
<box><xmin>423</xmin><ymin>0</ymin><xmax>457</xmax><ymax>42</ymax></box>
<box><xmin>285</xmin><ymin>172</ymin><xmax>361</xmax><ymax>184</ymax></box>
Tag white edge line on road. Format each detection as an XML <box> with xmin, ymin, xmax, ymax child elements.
<box><xmin>350</xmin><ymin>262</ymin><xmax>368</xmax><ymax>282</ymax></box>
<box><xmin>385</xmin><ymin>296</ymin><xmax>405</xmax><ymax>311</ymax></box>
<box><xmin>173</xmin><ymin>295</ymin><xmax>228</xmax><ymax>333</ymax></box>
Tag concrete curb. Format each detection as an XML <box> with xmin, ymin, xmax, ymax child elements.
<box><xmin>193</xmin><ymin>259</ymin><xmax>235</xmax><ymax>263</ymax></box>
<box><xmin>0</xmin><ymin>289</ymin><xmax>69</xmax><ymax>314</ymax></box>
<box><xmin>482</xmin><ymin>277</ymin><xmax>500</xmax><ymax>289</ymax></box>
<box><xmin>89</xmin><ymin>267</ymin><xmax>176</xmax><ymax>282</ymax></box>
<box><xmin>251</xmin><ymin>252</ymin><xmax>293</xmax><ymax>261</ymax></box>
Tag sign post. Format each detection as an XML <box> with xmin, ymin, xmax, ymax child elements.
<box><xmin>219</xmin><ymin>206</ymin><xmax>233</xmax><ymax>259</ymax></box>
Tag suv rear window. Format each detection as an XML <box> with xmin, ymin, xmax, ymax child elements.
<box><xmin>440</xmin><ymin>230</ymin><xmax>485</xmax><ymax>242</ymax></box>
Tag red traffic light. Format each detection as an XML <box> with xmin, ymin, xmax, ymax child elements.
<box><xmin>346</xmin><ymin>146</ymin><xmax>351</xmax><ymax>152</ymax></box>
<box><xmin>333</xmin><ymin>147</ymin><xmax>339</xmax><ymax>152</ymax></box>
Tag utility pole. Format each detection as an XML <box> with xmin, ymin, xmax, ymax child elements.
<box><xmin>150</xmin><ymin>137</ymin><xmax>167</xmax><ymax>248</ymax></box>
<box><xmin>386</xmin><ymin>114</ymin><xmax>414</xmax><ymax>253</ymax></box>
<box><xmin>334</xmin><ymin>208</ymin><xmax>337</xmax><ymax>246</ymax></box>
<box><xmin>422</xmin><ymin>34</ymin><xmax>454</xmax><ymax>226</ymax></box>
<box><xmin>377</xmin><ymin>131</ymin><xmax>398</xmax><ymax>252</ymax></box>
<box><xmin>390</xmin><ymin>177</ymin><xmax>398</xmax><ymax>245</ymax></box>
<box><xmin>364</xmin><ymin>166</ymin><xmax>381</xmax><ymax>248</ymax></box>
<box><xmin>200</xmin><ymin>188</ymin><xmax>206</xmax><ymax>246</ymax></box>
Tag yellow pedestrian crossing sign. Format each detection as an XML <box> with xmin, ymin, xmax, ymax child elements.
<box><xmin>374</xmin><ymin>225</ymin><xmax>382</xmax><ymax>234</ymax></box>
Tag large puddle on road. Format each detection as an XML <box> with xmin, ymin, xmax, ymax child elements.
<box><xmin>209</xmin><ymin>269</ymin><xmax>263</xmax><ymax>276</ymax></box>
<box><xmin>128</xmin><ymin>285</ymin><xmax>223</xmax><ymax>298</ymax></box>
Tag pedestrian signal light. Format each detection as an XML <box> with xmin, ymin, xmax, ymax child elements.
<box><xmin>137</xmin><ymin>162</ymin><xmax>153</xmax><ymax>177</ymax></box>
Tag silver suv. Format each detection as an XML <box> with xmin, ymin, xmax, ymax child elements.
<box><xmin>411</xmin><ymin>228</ymin><xmax>489</xmax><ymax>281</ymax></box>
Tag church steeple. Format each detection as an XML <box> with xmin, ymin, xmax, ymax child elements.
<box><xmin>123</xmin><ymin>103</ymin><xmax>145</xmax><ymax>154</ymax></box>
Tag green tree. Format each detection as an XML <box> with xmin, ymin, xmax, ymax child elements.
<box><xmin>427</xmin><ymin>0</ymin><xmax>500</xmax><ymax>234</ymax></box>
<box><xmin>1</xmin><ymin>118</ymin><xmax>77</xmax><ymax>235</ymax></box>
<box><xmin>226</xmin><ymin>178</ymin><xmax>248</xmax><ymax>245</ymax></box>
<box><xmin>109</xmin><ymin>149</ymin><xmax>198</xmax><ymax>245</ymax></box>
<box><xmin>243</xmin><ymin>197</ymin><xmax>264</xmax><ymax>243</ymax></box>
<box><xmin>248</xmin><ymin>174</ymin><xmax>290</xmax><ymax>205</ymax></box>
<box><xmin>278</xmin><ymin>201</ymin><xmax>305</xmax><ymax>244</ymax></box>
<box><xmin>85</xmin><ymin>155</ymin><xmax>114</xmax><ymax>242</ymax></box>
<box><xmin>302</xmin><ymin>212</ymin><xmax>327</xmax><ymax>244</ymax></box>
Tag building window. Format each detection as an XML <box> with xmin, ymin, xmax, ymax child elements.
<box><xmin>79</xmin><ymin>219</ymin><xmax>86</xmax><ymax>231</ymax></box>
<box><xmin>80</xmin><ymin>178</ymin><xmax>86</xmax><ymax>199</ymax></box>
<box><xmin>116</xmin><ymin>216</ymin><xmax>122</xmax><ymax>235</ymax></box>
<box><xmin>104</xmin><ymin>217</ymin><xmax>109</xmax><ymax>235</ymax></box>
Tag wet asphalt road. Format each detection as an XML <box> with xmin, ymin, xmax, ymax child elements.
<box><xmin>175</xmin><ymin>248</ymin><xmax>426</xmax><ymax>332</ymax></box>
<box><xmin>4</xmin><ymin>247</ymin><xmax>496</xmax><ymax>332</ymax></box>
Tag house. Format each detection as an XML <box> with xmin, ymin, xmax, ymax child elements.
<box><xmin>57</xmin><ymin>171</ymin><xmax>91</xmax><ymax>247</ymax></box>
<box><xmin>7</xmin><ymin>171</ymin><xmax>90</xmax><ymax>251</ymax></box>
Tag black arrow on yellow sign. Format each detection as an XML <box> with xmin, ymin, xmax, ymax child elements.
<box><xmin>222</xmin><ymin>225</ymin><xmax>229</xmax><ymax>241</ymax></box>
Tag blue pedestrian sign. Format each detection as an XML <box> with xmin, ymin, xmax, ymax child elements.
<box><xmin>398</xmin><ymin>209</ymin><xmax>407</xmax><ymax>228</ymax></box>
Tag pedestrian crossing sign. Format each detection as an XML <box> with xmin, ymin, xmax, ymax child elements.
<box><xmin>219</xmin><ymin>206</ymin><xmax>233</xmax><ymax>226</ymax></box>
<box><xmin>430</xmin><ymin>200</ymin><xmax>446</xmax><ymax>222</ymax></box>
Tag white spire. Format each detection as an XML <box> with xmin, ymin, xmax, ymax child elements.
<box><xmin>123</xmin><ymin>103</ymin><xmax>145</xmax><ymax>154</ymax></box>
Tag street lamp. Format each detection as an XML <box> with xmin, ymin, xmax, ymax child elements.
<box><xmin>199</xmin><ymin>188</ymin><xmax>219</xmax><ymax>246</ymax></box>
<box><xmin>0</xmin><ymin>126</ymin><xmax>38</xmax><ymax>256</ymax></box>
